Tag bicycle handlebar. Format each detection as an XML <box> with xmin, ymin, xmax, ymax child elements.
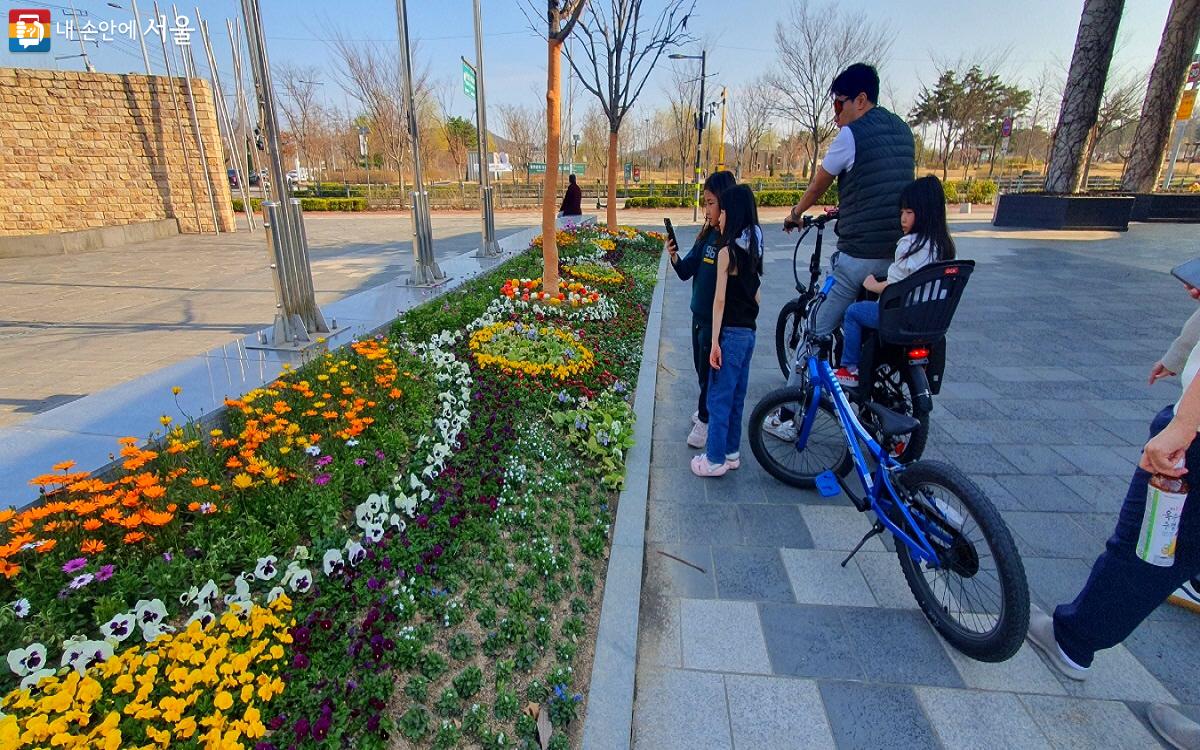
<box><xmin>783</xmin><ymin>208</ymin><xmax>840</xmax><ymax>232</ymax></box>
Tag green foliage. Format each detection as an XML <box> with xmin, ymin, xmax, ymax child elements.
<box><xmin>623</xmin><ymin>195</ymin><xmax>692</xmax><ymax>208</ymax></box>
<box><xmin>405</xmin><ymin>675</ymin><xmax>430</xmax><ymax>702</ymax></box>
<box><xmin>453</xmin><ymin>666</ymin><xmax>484</xmax><ymax>698</ymax></box>
<box><xmin>939</xmin><ymin>179</ymin><xmax>998</xmax><ymax>204</ymax></box>
<box><xmin>230</xmin><ymin>197</ymin><xmax>366</xmax><ymax>212</ymax></box>
<box><xmin>447</xmin><ymin>633</ymin><xmax>475</xmax><ymax>661</ymax></box>
<box><xmin>494</xmin><ymin>687</ymin><xmax>520</xmax><ymax>721</ymax></box>
<box><xmin>399</xmin><ymin>706</ymin><xmax>430</xmax><ymax>742</ymax></box>
<box><xmin>435</xmin><ymin>686</ymin><xmax>462</xmax><ymax>717</ymax></box>
<box><xmin>550</xmin><ymin>391</ymin><xmax>636</xmax><ymax>490</ymax></box>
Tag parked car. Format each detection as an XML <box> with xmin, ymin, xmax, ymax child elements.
<box><xmin>248</xmin><ymin>170</ymin><xmax>263</xmax><ymax>187</ymax></box>
<box><xmin>227</xmin><ymin>169</ymin><xmax>239</xmax><ymax>189</ymax></box>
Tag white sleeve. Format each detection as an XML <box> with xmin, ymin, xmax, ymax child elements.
<box><xmin>886</xmin><ymin>236</ymin><xmax>917</xmax><ymax>283</ymax></box>
<box><xmin>820</xmin><ymin>126</ymin><xmax>855</xmax><ymax>175</ymax></box>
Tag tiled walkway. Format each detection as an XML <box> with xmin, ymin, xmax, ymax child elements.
<box><xmin>633</xmin><ymin>220</ymin><xmax>1200</xmax><ymax>749</ymax></box>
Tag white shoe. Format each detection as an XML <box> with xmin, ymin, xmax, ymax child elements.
<box><xmin>1167</xmin><ymin>579</ymin><xmax>1200</xmax><ymax>615</ymax></box>
<box><xmin>1026</xmin><ymin>609</ymin><xmax>1089</xmax><ymax>681</ymax></box>
<box><xmin>691</xmin><ymin>410</ymin><xmax>700</xmax><ymax>425</ymax></box>
<box><xmin>763</xmin><ymin>412</ymin><xmax>797</xmax><ymax>442</ymax></box>
<box><xmin>687</xmin><ymin>420</ymin><xmax>707</xmax><ymax>449</ymax></box>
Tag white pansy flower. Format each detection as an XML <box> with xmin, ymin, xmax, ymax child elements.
<box><xmin>364</xmin><ymin>523</ymin><xmax>384</xmax><ymax>544</ymax></box>
<box><xmin>345</xmin><ymin>540</ymin><xmax>366</xmax><ymax>567</ymax></box>
<box><xmin>288</xmin><ymin>568</ymin><xmax>313</xmax><ymax>593</ymax></box>
<box><xmin>186</xmin><ymin>609</ymin><xmax>216</xmax><ymax>629</ymax></box>
<box><xmin>266</xmin><ymin>586</ymin><xmax>286</xmax><ymax>604</ymax></box>
<box><xmin>254</xmin><ymin>555</ymin><xmax>279</xmax><ymax>580</ymax></box>
<box><xmin>7</xmin><ymin>643</ymin><xmax>47</xmax><ymax>676</ymax></box>
<box><xmin>10</xmin><ymin>599</ymin><xmax>30</xmax><ymax>619</ymax></box>
<box><xmin>305</xmin><ymin>445</ymin><xmax>321</xmax><ymax>456</ymax></box>
<box><xmin>20</xmin><ymin>668</ymin><xmax>55</xmax><ymax>691</ymax></box>
<box><xmin>322</xmin><ymin>548</ymin><xmax>345</xmax><ymax>576</ymax></box>
<box><xmin>100</xmin><ymin>612</ymin><xmax>136</xmax><ymax>643</ymax></box>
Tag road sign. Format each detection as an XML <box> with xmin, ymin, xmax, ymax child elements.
<box><xmin>529</xmin><ymin>161</ymin><xmax>546</xmax><ymax>174</ymax></box>
<box><xmin>1188</xmin><ymin>61</ymin><xmax>1200</xmax><ymax>86</ymax></box>
<box><xmin>527</xmin><ymin>162</ymin><xmax>584</xmax><ymax>175</ymax></box>
<box><xmin>633</xmin><ymin>166</ymin><xmax>641</xmax><ymax>183</ymax></box>
<box><xmin>1001</xmin><ymin>136</ymin><xmax>1011</xmax><ymax>155</ymax></box>
<box><xmin>357</xmin><ymin>126</ymin><xmax>368</xmax><ymax>158</ymax></box>
<box><xmin>462</xmin><ymin>60</ymin><xmax>476</xmax><ymax>99</ymax></box>
<box><xmin>624</xmin><ymin>162</ymin><xmax>632</xmax><ymax>181</ymax></box>
<box><xmin>1001</xmin><ymin>116</ymin><xmax>1013</xmax><ymax>138</ymax></box>
<box><xmin>1177</xmin><ymin>89</ymin><xmax>1196</xmax><ymax>122</ymax></box>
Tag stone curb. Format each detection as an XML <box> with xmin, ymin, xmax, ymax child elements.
<box><xmin>581</xmin><ymin>248</ymin><xmax>668</xmax><ymax>749</ymax></box>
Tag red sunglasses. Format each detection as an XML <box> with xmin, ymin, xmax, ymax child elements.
<box><xmin>832</xmin><ymin>96</ymin><xmax>850</xmax><ymax>114</ymax></box>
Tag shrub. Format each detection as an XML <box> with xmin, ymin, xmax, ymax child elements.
<box><xmin>230</xmin><ymin>197</ymin><xmax>366</xmax><ymax>212</ymax></box>
<box><xmin>966</xmin><ymin>179</ymin><xmax>998</xmax><ymax>204</ymax></box>
<box><xmin>942</xmin><ymin>181</ymin><xmax>960</xmax><ymax>204</ymax></box>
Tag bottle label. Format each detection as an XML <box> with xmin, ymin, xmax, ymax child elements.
<box><xmin>1138</xmin><ymin>485</ymin><xmax>1186</xmax><ymax>567</ymax></box>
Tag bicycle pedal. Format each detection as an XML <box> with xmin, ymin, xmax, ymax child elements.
<box><xmin>815</xmin><ymin>471</ymin><xmax>841</xmax><ymax>498</ymax></box>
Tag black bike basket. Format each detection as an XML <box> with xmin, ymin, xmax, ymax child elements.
<box><xmin>876</xmin><ymin>260</ymin><xmax>976</xmax><ymax>346</ymax></box>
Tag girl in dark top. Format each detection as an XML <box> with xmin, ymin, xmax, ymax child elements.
<box><xmin>559</xmin><ymin>174</ymin><xmax>583</xmax><ymax>216</ymax></box>
<box><xmin>667</xmin><ymin>170</ymin><xmax>737</xmax><ymax>449</ymax></box>
<box><xmin>692</xmin><ymin>184</ymin><xmax>763</xmax><ymax>478</ymax></box>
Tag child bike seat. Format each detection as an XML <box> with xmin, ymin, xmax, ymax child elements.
<box><xmin>877</xmin><ymin>260</ymin><xmax>976</xmax><ymax>346</ymax></box>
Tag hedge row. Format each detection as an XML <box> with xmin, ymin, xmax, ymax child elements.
<box><xmin>232</xmin><ymin>197</ymin><xmax>368</xmax><ymax>212</ymax></box>
<box><xmin>943</xmin><ymin>179</ymin><xmax>998</xmax><ymax>205</ymax></box>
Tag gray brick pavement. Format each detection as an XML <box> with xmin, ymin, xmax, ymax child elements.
<box><xmin>633</xmin><ymin>220</ymin><xmax>1200</xmax><ymax>749</ymax></box>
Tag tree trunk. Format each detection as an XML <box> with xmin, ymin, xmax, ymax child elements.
<box><xmin>1081</xmin><ymin>125</ymin><xmax>1099</xmax><ymax>185</ymax></box>
<box><xmin>607</xmin><ymin>129</ymin><xmax>619</xmax><ymax>228</ymax></box>
<box><xmin>1044</xmin><ymin>0</ymin><xmax>1126</xmax><ymax>194</ymax></box>
<box><xmin>1121</xmin><ymin>0</ymin><xmax>1200</xmax><ymax>192</ymax></box>
<box><xmin>543</xmin><ymin>38</ymin><xmax>563</xmax><ymax>296</ymax></box>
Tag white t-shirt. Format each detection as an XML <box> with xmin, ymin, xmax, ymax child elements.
<box><xmin>1177</xmin><ymin>341</ymin><xmax>1200</xmax><ymax>419</ymax></box>
<box><xmin>885</xmin><ymin>234</ymin><xmax>937</xmax><ymax>283</ymax></box>
<box><xmin>821</xmin><ymin>126</ymin><xmax>855</xmax><ymax>175</ymax></box>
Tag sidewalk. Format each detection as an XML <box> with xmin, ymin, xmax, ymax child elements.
<box><xmin>633</xmin><ymin>221</ymin><xmax>1200</xmax><ymax>749</ymax></box>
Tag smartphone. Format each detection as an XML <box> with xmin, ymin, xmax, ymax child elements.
<box><xmin>663</xmin><ymin>218</ymin><xmax>678</xmax><ymax>251</ymax></box>
<box><xmin>1172</xmin><ymin>257</ymin><xmax>1200</xmax><ymax>289</ymax></box>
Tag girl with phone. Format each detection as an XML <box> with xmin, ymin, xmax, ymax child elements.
<box><xmin>666</xmin><ymin>170</ymin><xmax>736</xmax><ymax>449</ymax></box>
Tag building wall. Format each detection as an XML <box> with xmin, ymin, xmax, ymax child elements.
<box><xmin>0</xmin><ymin>68</ymin><xmax>236</xmax><ymax>236</ymax></box>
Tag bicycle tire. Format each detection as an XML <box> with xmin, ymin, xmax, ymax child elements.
<box><xmin>866</xmin><ymin>364</ymin><xmax>930</xmax><ymax>464</ymax></box>
<box><xmin>748</xmin><ymin>385</ymin><xmax>852</xmax><ymax>489</ymax></box>
<box><xmin>775</xmin><ymin>297</ymin><xmax>805</xmax><ymax>379</ymax></box>
<box><xmin>893</xmin><ymin>460</ymin><xmax>1029</xmax><ymax>663</ymax></box>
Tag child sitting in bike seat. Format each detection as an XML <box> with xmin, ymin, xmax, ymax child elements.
<box><xmin>835</xmin><ymin>175</ymin><xmax>956</xmax><ymax>387</ymax></box>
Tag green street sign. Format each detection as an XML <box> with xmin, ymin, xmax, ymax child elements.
<box><xmin>462</xmin><ymin>61</ymin><xmax>476</xmax><ymax>99</ymax></box>
<box><xmin>529</xmin><ymin>161</ymin><xmax>546</xmax><ymax>174</ymax></box>
<box><xmin>528</xmin><ymin>162</ymin><xmax>584</xmax><ymax>175</ymax></box>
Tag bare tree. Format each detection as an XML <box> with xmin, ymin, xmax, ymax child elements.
<box><xmin>727</xmin><ymin>76</ymin><xmax>774</xmax><ymax>178</ymax></box>
<box><xmin>498</xmin><ymin>103</ymin><xmax>540</xmax><ymax>183</ymax></box>
<box><xmin>1081</xmin><ymin>71</ymin><xmax>1144</xmax><ymax>183</ymax></box>
<box><xmin>276</xmin><ymin>64</ymin><xmax>324</xmax><ymax>171</ymax></box>
<box><xmin>662</xmin><ymin>64</ymin><xmax>698</xmax><ymax>187</ymax></box>
<box><xmin>1121</xmin><ymin>0</ymin><xmax>1200</xmax><ymax>191</ymax></box>
<box><xmin>578</xmin><ymin>106</ymin><xmax>609</xmax><ymax>172</ymax></box>
<box><xmin>563</xmin><ymin>0</ymin><xmax>694</xmax><ymax>227</ymax></box>
<box><xmin>1044</xmin><ymin>0</ymin><xmax>1126</xmax><ymax>194</ymax></box>
<box><xmin>1020</xmin><ymin>65</ymin><xmax>1057</xmax><ymax>164</ymax></box>
<box><xmin>768</xmin><ymin>0</ymin><xmax>894</xmax><ymax>178</ymax></box>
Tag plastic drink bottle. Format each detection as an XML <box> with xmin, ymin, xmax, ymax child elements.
<box><xmin>1137</xmin><ymin>467</ymin><xmax>1187</xmax><ymax>567</ymax></box>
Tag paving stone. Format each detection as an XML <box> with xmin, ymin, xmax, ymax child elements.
<box><xmin>779</xmin><ymin>548</ymin><xmax>876</xmax><ymax>607</ymax></box>
<box><xmin>967</xmin><ymin>474</ymin><xmax>1023</xmax><ymax>511</ymax></box>
<box><xmin>675</xmin><ymin>503</ymin><xmax>742</xmax><ymax>545</ymax></box>
<box><xmin>798</xmin><ymin>505</ymin><xmax>887</xmax><ymax>553</ymax></box>
<box><xmin>1125</xmin><ymin>616</ymin><xmax>1200</xmax><ymax>704</ymax></box>
<box><xmin>758</xmin><ymin>602</ymin><xmax>865</xmax><ymax>680</ymax></box>
<box><xmin>916</xmin><ymin>687</ymin><xmax>1053</xmax><ymax>750</ymax></box>
<box><xmin>637</xmin><ymin>594</ymin><xmax>681</xmax><ymax>668</ymax></box>
<box><xmin>645</xmin><ymin>543</ymin><xmax>716</xmax><ymax>599</ymax></box>
<box><xmin>932</xmin><ymin>443</ymin><xmax>1022</xmax><ymax>475</ymax></box>
<box><xmin>995</xmin><ymin>474</ymin><xmax>1090</xmax><ymax>512</ymax></box>
<box><xmin>1051</xmin><ymin>444</ymin><xmax>1139</xmax><ymax>476</ymax></box>
<box><xmin>1060</xmin><ymin>473</ymin><xmax>1134</xmax><ymax>514</ymax></box>
<box><xmin>1022</xmin><ymin>556</ymin><xmax>1093</xmax><ymax>612</ymax></box>
<box><xmin>838</xmin><ymin>608</ymin><xmax>965</xmax><ymax>688</ymax></box>
<box><xmin>738</xmin><ymin>503</ymin><xmax>814</xmax><ymax>548</ymax></box>
<box><xmin>649</xmin><ymin>462</ymin><xmax>708</xmax><ymax>504</ymax></box>
<box><xmin>941</xmin><ymin>640</ymin><xmax>1066</xmax><ymax>696</ymax></box>
<box><xmin>851</xmin><ymin>549</ymin><xmax>920</xmax><ymax>610</ymax></box>
<box><xmin>984</xmin><ymin>366</ymin><xmax>1086</xmax><ymax>382</ymax></box>
<box><xmin>936</xmin><ymin>381</ymin><xmax>1001</xmax><ymax>400</ymax></box>
<box><xmin>991</xmin><ymin>445</ymin><xmax>1080</xmax><ymax>478</ymax></box>
<box><xmin>819</xmin><ymin>680</ymin><xmax>942</xmax><ymax>750</ymax></box>
<box><xmin>646</xmin><ymin>501</ymin><xmax>680</xmax><ymax>544</ymax></box>
<box><xmin>1020</xmin><ymin>694</ymin><xmax>1161</xmax><ymax>749</ymax></box>
<box><xmin>725</xmin><ymin>675</ymin><xmax>836</xmax><ymax>749</ymax></box>
<box><xmin>1060</xmin><ymin>643</ymin><xmax>1177</xmax><ymax>704</ymax></box>
<box><xmin>711</xmin><ymin>546</ymin><xmax>795</xmax><ymax>602</ymax></box>
<box><xmin>1001</xmin><ymin>511</ymin><xmax>1094</xmax><ymax>560</ymax></box>
<box><xmin>632</xmin><ymin>668</ymin><xmax>732</xmax><ymax>750</ymax></box>
<box><xmin>679</xmin><ymin>598</ymin><xmax>772</xmax><ymax>674</ymax></box>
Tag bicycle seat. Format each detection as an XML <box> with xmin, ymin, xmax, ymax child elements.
<box><xmin>865</xmin><ymin>401</ymin><xmax>920</xmax><ymax>437</ymax></box>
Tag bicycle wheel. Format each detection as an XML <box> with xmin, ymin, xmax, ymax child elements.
<box><xmin>866</xmin><ymin>362</ymin><xmax>930</xmax><ymax>463</ymax></box>
<box><xmin>774</xmin><ymin>297</ymin><xmax>806</xmax><ymax>378</ymax></box>
<box><xmin>748</xmin><ymin>385</ymin><xmax>852</xmax><ymax>488</ymax></box>
<box><xmin>893</xmin><ymin>460</ymin><xmax>1029</xmax><ymax>662</ymax></box>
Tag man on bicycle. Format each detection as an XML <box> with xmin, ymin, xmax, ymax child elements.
<box><xmin>768</xmin><ymin>63</ymin><xmax>915</xmax><ymax>440</ymax></box>
<box><xmin>786</xmin><ymin>63</ymin><xmax>915</xmax><ymax>344</ymax></box>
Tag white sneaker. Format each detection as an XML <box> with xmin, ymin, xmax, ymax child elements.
<box><xmin>691</xmin><ymin>410</ymin><xmax>700</xmax><ymax>425</ymax></box>
<box><xmin>1026</xmin><ymin>609</ymin><xmax>1089</xmax><ymax>681</ymax></box>
<box><xmin>1168</xmin><ymin>579</ymin><xmax>1200</xmax><ymax>615</ymax></box>
<box><xmin>763</xmin><ymin>412</ymin><xmax>797</xmax><ymax>442</ymax></box>
<box><xmin>687</xmin><ymin>420</ymin><xmax>707</xmax><ymax>449</ymax></box>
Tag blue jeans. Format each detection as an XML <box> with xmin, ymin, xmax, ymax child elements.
<box><xmin>841</xmin><ymin>301</ymin><xmax>880</xmax><ymax>369</ymax></box>
<box><xmin>705</xmin><ymin>327</ymin><xmax>755</xmax><ymax>465</ymax></box>
<box><xmin>1054</xmin><ymin>405</ymin><xmax>1200</xmax><ymax>667</ymax></box>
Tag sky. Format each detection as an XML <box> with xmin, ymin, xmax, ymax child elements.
<box><xmin>1</xmin><ymin>0</ymin><xmax>1181</xmax><ymax>136</ymax></box>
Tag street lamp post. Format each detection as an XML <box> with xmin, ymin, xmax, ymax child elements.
<box><xmin>471</xmin><ymin>0</ymin><xmax>500</xmax><ymax>257</ymax></box>
<box><xmin>670</xmin><ymin>50</ymin><xmax>706</xmax><ymax>222</ymax></box>
<box><xmin>395</xmin><ymin>0</ymin><xmax>445</xmax><ymax>285</ymax></box>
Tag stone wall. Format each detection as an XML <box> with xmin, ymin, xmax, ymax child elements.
<box><xmin>0</xmin><ymin>68</ymin><xmax>236</xmax><ymax>236</ymax></box>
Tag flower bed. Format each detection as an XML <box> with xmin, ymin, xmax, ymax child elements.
<box><xmin>1</xmin><ymin>223</ymin><xmax>661</xmax><ymax>749</ymax></box>
<box><xmin>561</xmin><ymin>261</ymin><xmax>624</xmax><ymax>286</ymax></box>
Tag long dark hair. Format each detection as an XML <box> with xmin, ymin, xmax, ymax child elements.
<box><xmin>899</xmin><ymin>175</ymin><xmax>956</xmax><ymax>261</ymax></box>
<box><xmin>697</xmin><ymin>170</ymin><xmax>737</xmax><ymax>243</ymax></box>
<box><xmin>718</xmin><ymin>184</ymin><xmax>762</xmax><ymax>276</ymax></box>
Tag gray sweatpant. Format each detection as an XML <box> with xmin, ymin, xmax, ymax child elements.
<box><xmin>786</xmin><ymin>251</ymin><xmax>892</xmax><ymax>387</ymax></box>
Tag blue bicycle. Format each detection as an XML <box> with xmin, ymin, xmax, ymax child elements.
<box><xmin>749</xmin><ymin>275</ymin><xmax>1029</xmax><ymax>662</ymax></box>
